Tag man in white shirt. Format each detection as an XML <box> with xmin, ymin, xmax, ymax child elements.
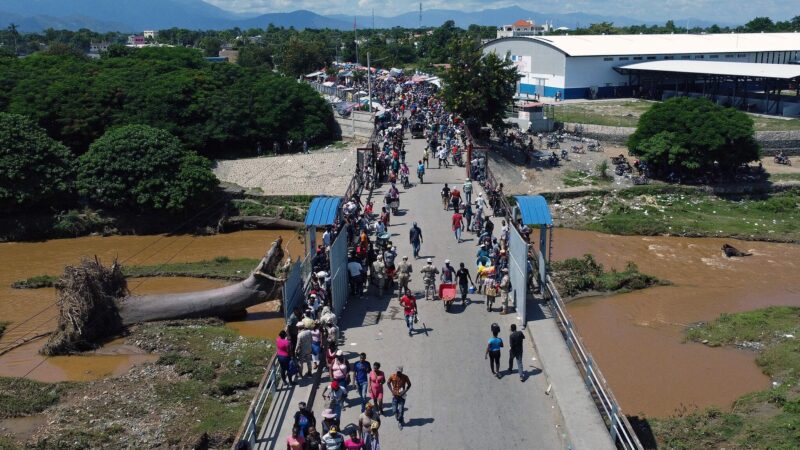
<box><xmin>347</xmin><ymin>259</ymin><xmax>364</xmax><ymax>296</ymax></box>
<box><xmin>322</xmin><ymin>227</ymin><xmax>332</xmax><ymax>247</ymax></box>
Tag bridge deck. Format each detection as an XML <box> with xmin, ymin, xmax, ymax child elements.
<box><xmin>266</xmin><ymin>134</ymin><xmax>615</xmax><ymax>449</ymax></box>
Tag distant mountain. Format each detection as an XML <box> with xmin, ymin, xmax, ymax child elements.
<box><xmin>0</xmin><ymin>1</ymin><xmax>734</xmax><ymax>33</ymax></box>
<box><xmin>236</xmin><ymin>10</ymin><xmax>351</xmax><ymax>31</ymax></box>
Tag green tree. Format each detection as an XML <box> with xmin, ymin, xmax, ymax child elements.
<box><xmin>238</xmin><ymin>45</ymin><xmax>273</xmax><ymax>68</ymax></box>
<box><xmin>628</xmin><ymin>97</ymin><xmax>761</xmax><ymax>178</ymax></box>
<box><xmin>0</xmin><ymin>113</ymin><xmax>75</xmax><ymax>212</ymax></box>
<box><xmin>441</xmin><ymin>38</ymin><xmax>520</xmax><ymax>130</ymax></box>
<box><xmin>279</xmin><ymin>37</ymin><xmax>328</xmax><ymax>78</ymax></box>
<box><xmin>200</xmin><ymin>36</ymin><xmax>222</xmax><ymax>57</ymax></box>
<box><xmin>77</xmin><ymin>125</ymin><xmax>217</xmax><ymax>213</ymax></box>
<box><xmin>745</xmin><ymin>17</ymin><xmax>775</xmax><ymax>33</ymax></box>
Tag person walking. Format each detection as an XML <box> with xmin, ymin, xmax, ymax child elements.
<box><xmin>321</xmin><ymin>426</ymin><xmax>345</xmax><ymax>450</ymax></box>
<box><xmin>344</xmin><ymin>430</ymin><xmax>364</xmax><ymax>450</ymax></box>
<box><xmin>409</xmin><ymin>222</ymin><xmax>423</xmax><ymax>259</ymax></box>
<box><xmin>463</xmin><ymin>202</ymin><xmax>473</xmax><ymax>232</ymax></box>
<box><xmin>485</xmin><ymin>324</ymin><xmax>504</xmax><ymax>378</ymax></box>
<box><xmin>396</xmin><ymin>256</ymin><xmax>413</xmax><ymax>294</ymax></box>
<box><xmin>440</xmin><ymin>260</ymin><xmax>455</xmax><ymax>286</ymax></box>
<box><xmin>293</xmin><ymin>401</ymin><xmax>316</xmax><ymax>439</ymax></box>
<box><xmin>276</xmin><ymin>330</ymin><xmax>294</xmax><ymax>386</ymax></box>
<box><xmin>420</xmin><ymin>258</ymin><xmax>439</xmax><ymax>300</ymax></box>
<box><xmin>322</xmin><ymin>380</ymin><xmax>348</xmax><ymax>422</ymax></box>
<box><xmin>358</xmin><ymin>403</ymin><xmax>381</xmax><ymax>440</ymax></box>
<box><xmin>455</xmin><ymin>262</ymin><xmax>475</xmax><ymax>305</ymax></box>
<box><xmin>369</xmin><ymin>362</ymin><xmax>386</xmax><ymax>414</ymax></box>
<box><xmin>450</xmin><ymin>187</ymin><xmax>461</xmax><ymax>212</ymax></box>
<box><xmin>508</xmin><ymin>324</ymin><xmax>526</xmax><ymax>381</ymax></box>
<box><xmin>463</xmin><ymin>178</ymin><xmax>473</xmax><ymax>204</ymax></box>
<box><xmin>440</xmin><ymin>183</ymin><xmax>451</xmax><ymax>210</ymax></box>
<box><xmin>331</xmin><ymin>351</ymin><xmax>351</xmax><ymax>389</ymax></box>
<box><xmin>484</xmin><ymin>276</ymin><xmax>498</xmax><ymax>312</ymax></box>
<box><xmin>451</xmin><ymin>206</ymin><xmax>464</xmax><ymax>243</ymax></box>
<box><xmin>366</xmin><ymin>421</ymin><xmax>381</xmax><ymax>450</ymax></box>
<box><xmin>295</xmin><ymin>322</ymin><xmax>313</xmax><ymax>377</ymax></box>
<box><xmin>353</xmin><ymin>353</ymin><xmax>373</xmax><ymax>412</ymax></box>
<box><xmin>388</xmin><ymin>367</ymin><xmax>412</xmax><ymax>429</ymax></box>
<box><xmin>499</xmin><ymin>267</ymin><xmax>511</xmax><ymax>315</ymax></box>
<box><xmin>306</xmin><ymin>426</ymin><xmax>323</xmax><ymax>450</ymax></box>
<box><xmin>400</xmin><ymin>291</ymin><xmax>418</xmax><ymax>336</ymax></box>
<box><xmin>287</xmin><ymin>425</ymin><xmax>306</xmax><ymax>450</ymax></box>
<box><xmin>347</xmin><ymin>258</ymin><xmax>364</xmax><ymax>297</ymax></box>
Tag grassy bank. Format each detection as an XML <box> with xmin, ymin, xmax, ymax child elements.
<box><xmin>553</xmin><ymin>100</ymin><xmax>800</xmax><ymax>131</ymax></box>
<box><xmin>650</xmin><ymin>307</ymin><xmax>800</xmax><ymax>449</ymax></box>
<box><xmin>12</xmin><ymin>257</ymin><xmax>260</xmax><ymax>289</ymax></box>
<box><xmin>562</xmin><ymin>169</ymin><xmax>612</xmax><ymax>188</ymax></box>
<box><xmin>0</xmin><ymin>319</ymin><xmax>272</xmax><ymax>449</ymax></box>
<box><xmin>230</xmin><ymin>195</ymin><xmax>313</xmax><ymax>222</ymax></box>
<box><xmin>554</xmin><ymin>187</ymin><xmax>800</xmax><ymax>242</ymax></box>
<box><xmin>551</xmin><ymin>254</ymin><xmax>666</xmax><ymax>297</ymax></box>
<box><xmin>0</xmin><ymin>377</ymin><xmax>72</xmax><ymax>419</ymax></box>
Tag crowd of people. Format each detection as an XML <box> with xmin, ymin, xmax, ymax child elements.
<box><xmin>272</xmin><ymin>72</ymin><xmax>538</xmax><ymax>450</ymax></box>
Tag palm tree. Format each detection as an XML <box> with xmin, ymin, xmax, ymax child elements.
<box><xmin>7</xmin><ymin>23</ymin><xmax>19</xmax><ymax>56</ymax></box>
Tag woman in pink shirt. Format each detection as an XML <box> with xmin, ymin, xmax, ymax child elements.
<box><xmin>368</xmin><ymin>362</ymin><xmax>386</xmax><ymax>415</ymax></box>
<box><xmin>286</xmin><ymin>425</ymin><xmax>305</xmax><ymax>450</ymax></box>
<box><xmin>276</xmin><ymin>330</ymin><xmax>293</xmax><ymax>385</ymax></box>
<box><xmin>344</xmin><ymin>430</ymin><xmax>364</xmax><ymax>449</ymax></box>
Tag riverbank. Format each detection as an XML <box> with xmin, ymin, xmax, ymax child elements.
<box><xmin>12</xmin><ymin>257</ymin><xmax>263</xmax><ymax>289</ymax></box>
<box><xmin>650</xmin><ymin>307</ymin><xmax>800</xmax><ymax>449</ymax></box>
<box><xmin>0</xmin><ymin>319</ymin><xmax>273</xmax><ymax>449</ymax></box>
<box><xmin>0</xmin><ymin>194</ymin><xmax>311</xmax><ymax>243</ymax></box>
<box><xmin>548</xmin><ymin>186</ymin><xmax>800</xmax><ymax>243</ymax></box>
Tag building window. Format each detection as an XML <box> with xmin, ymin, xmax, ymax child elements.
<box><xmin>633</xmin><ymin>56</ymin><xmax>643</xmax><ymax>60</ymax></box>
<box><xmin>738</xmin><ymin>53</ymin><xmax>747</xmax><ymax>58</ymax></box>
<box><xmin>646</xmin><ymin>56</ymin><xmax>656</xmax><ymax>60</ymax></box>
<box><xmin>663</xmin><ymin>55</ymin><xmax>674</xmax><ymax>60</ymax></box>
<box><xmin>694</xmin><ymin>55</ymin><xmax>705</xmax><ymax>59</ymax></box>
<box><xmin>618</xmin><ymin>57</ymin><xmax>629</xmax><ymax>61</ymax></box>
<box><xmin>603</xmin><ymin>57</ymin><xmax>614</xmax><ymax>61</ymax></box>
<box><xmin>709</xmin><ymin>55</ymin><xmax>719</xmax><ymax>59</ymax></box>
<box><xmin>681</xmin><ymin>55</ymin><xmax>691</xmax><ymax>59</ymax></box>
<box><xmin>725</xmin><ymin>54</ymin><xmax>735</xmax><ymax>58</ymax></box>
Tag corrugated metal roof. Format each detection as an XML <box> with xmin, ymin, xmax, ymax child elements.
<box><xmin>515</xmin><ymin>195</ymin><xmax>553</xmax><ymax>226</ymax></box>
<box><xmin>617</xmin><ymin>60</ymin><xmax>800</xmax><ymax>79</ymax></box>
<box><xmin>304</xmin><ymin>197</ymin><xmax>342</xmax><ymax>226</ymax></box>
<box><xmin>504</xmin><ymin>33</ymin><xmax>800</xmax><ymax>57</ymax></box>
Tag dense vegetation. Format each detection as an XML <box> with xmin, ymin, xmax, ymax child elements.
<box><xmin>651</xmin><ymin>307</ymin><xmax>800</xmax><ymax>449</ymax></box>
<box><xmin>628</xmin><ymin>97</ymin><xmax>761</xmax><ymax>178</ymax></box>
<box><xmin>550</xmin><ymin>254</ymin><xmax>665</xmax><ymax>297</ymax></box>
<box><xmin>0</xmin><ymin>47</ymin><xmax>335</xmax><ymax>158</ymax></box>
<box><xmin>0</xmin><ymin>113</ymin><xmax>74</xmax><ymax>213</ymax></box>
<box><xmin>77</xmin><ymin>125</ymin><xmax>217</xmax><ymax>213</ymax></box>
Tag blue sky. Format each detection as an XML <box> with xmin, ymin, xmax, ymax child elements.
<box><xmin>204</xmin><ymin>0</ymin><xmax>797</xmax><ymax>24</ymax></box>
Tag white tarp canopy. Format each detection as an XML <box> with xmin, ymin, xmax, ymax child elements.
<box><xmin>305</xmin><ymin>71</ymin><xmax>325</xmax><ymax>78</ymax></box>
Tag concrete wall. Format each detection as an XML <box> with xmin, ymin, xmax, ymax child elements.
<box><xmin>334</xmin><ymin>110</ymin><xmax>374</xmax><ymax>140</ymax></box>
<box><xmin>561</xmin><ymin>122</ymin><xmax>800</xmax><ymax>154</ymax></box>
<box><xmin>483</xmin><ymin>37</ymin><xmax>566</xmax><ymax>98</ymax></box>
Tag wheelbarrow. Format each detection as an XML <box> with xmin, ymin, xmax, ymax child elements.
<box><xmin>438</xmin><ymin>283</ymin><xmax>456</xmax><ymax>312</ymax></box>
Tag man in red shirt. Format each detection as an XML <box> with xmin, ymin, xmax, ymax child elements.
<box><xmin>400</xmin><ymin>291</ymin><xmax>417</xmax><ymax>337</ymax></box>
<box><xmin>452</xmin><ymin>207</ymin><xmax>464</xmax><ymax>243</ymax></box>
<box><xmin>450</xmin><ymin>187</ymin><xmax>461</xmax><ymax>211</ymax></box>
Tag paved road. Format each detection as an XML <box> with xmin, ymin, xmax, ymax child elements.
<box><xmin>304</xmin><ymin>135</ymin><xmax>566</xmax><ymax>449</ymax></box>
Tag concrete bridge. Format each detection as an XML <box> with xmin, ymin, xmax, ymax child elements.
<box><xmin>235</xmin><ymin>133</ymin><xmax>641</xmax><ymax>449</ymax></box>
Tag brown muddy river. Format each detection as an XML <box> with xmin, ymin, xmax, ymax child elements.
<box><xmin>558</xmin><ymin>229</ymin><xmax>800</xmax><ymax>417</ymax></box>
<box><xmin>0</xmin><ymin>231</ymin><xmax>302</xmax><ymax>382</ymax></box>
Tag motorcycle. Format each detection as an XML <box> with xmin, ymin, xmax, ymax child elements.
<box><xmin>548</xmin><ymin>154</ymin><xmax>559</xmax><ymax>167</ymax></box>
<box><xmin>560</xmin><ymin>149</ymin><xmax>569</xmax><ymax>161</ymax></box>
<box><xmin>774</xmin><ymin>155</ymin><xmax>792</xmax><ymax>166</ymax></box>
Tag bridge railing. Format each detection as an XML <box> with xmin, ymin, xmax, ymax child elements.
<box><xmin>543</xmin><ymin>275</ymin><xmax>643</xmax><ymax>450</ymax></box>
<box><xmin>234</xmin><ymin>352</ymin><xmax>279</xmax><ymax>447</ymax></box>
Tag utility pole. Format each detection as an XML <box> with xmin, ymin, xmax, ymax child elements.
<box><xmin>367</xmin><ymin>52</ymin><xmax>372</xmax><ymax>113</ymax></box>
<box><xmin>354</xmin><ymin>16</ymin><xmax>359</xmax><ymax>66</ymax></box>
<box><xmin>419</xmin><ymin>3</ymin><xmax>422</xmax><ymax>29</ymax></box>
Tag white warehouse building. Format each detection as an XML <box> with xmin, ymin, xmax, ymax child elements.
<box><xmin>481</xmin><ymin>33</ymin><xmax>800</xmax><ymax>101</ymax></box>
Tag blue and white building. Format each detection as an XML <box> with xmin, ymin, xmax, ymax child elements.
<box><xmin>481</xmin><ymin>33</ymin><xmax>800</xmax><ymax>100</ymax></box>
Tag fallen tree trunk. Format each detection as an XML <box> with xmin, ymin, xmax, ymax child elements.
<box><xmin>42</xmin><ymin>238</ymin><xmax>286</xmax><ymax>355</ymax></box>
<box><xmin>117</xmin><ymin>237</ymin><xmax>285</xmax><ymax>324</ymax></box>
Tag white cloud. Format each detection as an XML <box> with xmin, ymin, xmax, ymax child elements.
<box><xmin>203</xmin><ymin>0</ymin><xmax>798</xmax><ymax>24</ymax></box>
